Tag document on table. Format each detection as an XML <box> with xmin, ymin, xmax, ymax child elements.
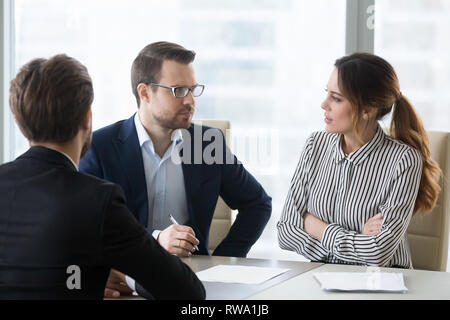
<box><xmin>313</xmin><ymin>272</ymin><xmax>408</xmax><ymax>293</ymax></box>
<box><xmin>196</xmin><ymin>265</ymin><xmax>290</xmax><ymax>285</ymax></box>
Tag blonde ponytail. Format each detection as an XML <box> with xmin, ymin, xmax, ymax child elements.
<box><xmin>390</xmin><ymin>94</ymin><xmax>442</xmax><ymax>215</ymax></box>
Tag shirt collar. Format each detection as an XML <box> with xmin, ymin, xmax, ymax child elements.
<box><xmin>333</xmin><ymin>124</ymin><xmax>385</xmax><ymax>165</ymax></box>
<box><xmin>134</xmin><ymin>113</ymin><xmax>183</xmax><ymax>156</ymax></box>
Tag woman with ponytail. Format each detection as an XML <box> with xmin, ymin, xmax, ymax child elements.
<box><xmin>277</xmin><ymin>53</ymin><xmax>441</xmax><ymax>268</ymax></box>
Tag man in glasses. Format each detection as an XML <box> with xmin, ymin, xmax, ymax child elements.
<box><xmin>79</xmin><ymin>42</ymin><xmax>272</xmax><ymax>297</ymax></box>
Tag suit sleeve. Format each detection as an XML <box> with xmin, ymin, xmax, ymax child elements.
<box><xmin>79</xmin><ymin>141</ymin><xmax>104</xmax><ymax>179</ymax></box>
<box><xmin>212</xmin><ymin>130</ymin><xmax>272</xmax><ymax>258</ymax></box>
<box><xmin>99</xmin><ymin>184</ymin><xmax>206</xmax><ymax>300</ymax></box>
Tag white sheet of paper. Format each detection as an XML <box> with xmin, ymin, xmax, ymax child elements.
<box><xmin>196</xmin><ymin>265</ymin><xmax>290</xmax><ymax>285</ymax></box>
<box><xmin>313</xmin><ymin>272</ymin><xmax>408</xmax><ymax>293</ymax></box>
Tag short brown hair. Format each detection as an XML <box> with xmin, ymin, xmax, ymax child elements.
<box><xmin>9</xmin><ymin>54</ymin><xmax>93</xmax><ymax>143</ymax></box>
<box><xmin>131</xmin><ymin>41</ymin><xmax>196</xmax><ymax>107</ymax></box>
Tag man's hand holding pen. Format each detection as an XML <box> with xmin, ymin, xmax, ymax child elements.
<box><xmin>157</xmin><ymin>219</ymin><xmax>200</xmax><ymax>257</ymax></box>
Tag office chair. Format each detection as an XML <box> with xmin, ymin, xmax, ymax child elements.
<box><xmin>192</xmin><ymin>120</ymin><xmax>233</xmax><ymax>254</ymax></box>
<box><xmin>407</xmin><ymin>131</ymin><xmax>449</xmax><ymax>271</ymax></box>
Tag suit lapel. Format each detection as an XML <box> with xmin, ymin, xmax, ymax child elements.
<box><xmin>182</xmin><ymin>163</ymin><xmax>200</xmax><ymax>222</ymax></box>
<box><xmin>180</xmin><ymin>125</ymin><xmax>203</xmax><ymax>199</ymax></box>
<box><xmin>181</xmin><ymin>125</ymin><xmax>204</xmax><ymax>243</ymax></box>
<box><xmin>112</xmin><ymin>115</ymin><xmax>149</xmax><ymax>226</ymax></box>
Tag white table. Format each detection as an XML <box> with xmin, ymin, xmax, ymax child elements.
<box><xmin>248</xmin><ymin>263</ymin><xmax>450</xmax><ymax>300</ymax></box>
<box><xmin>181</xmin><ymin>255</ymin><xmax>323</xmax><ymax>300</ymax></box>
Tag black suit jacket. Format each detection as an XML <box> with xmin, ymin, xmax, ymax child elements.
<box><xmin>79</xmin><ymin>115</ymin><xmax>272</xmax><ymax>257</ymax></box>
<box><xmin>0</xmin><ymin>147</ymin><xmax>205</xmax><ymax>300</ymax></box>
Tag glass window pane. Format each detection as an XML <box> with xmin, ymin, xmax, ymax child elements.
<box><xmin>375</xmin><ymin>0</ymin><xmax>450</xmax><ymax>131</ymax></box>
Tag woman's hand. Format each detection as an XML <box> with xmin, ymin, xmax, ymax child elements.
<box><xmin>363</xmin><ymin>213</ymin><xmax>384</xmax><ymax>236</ymax></box>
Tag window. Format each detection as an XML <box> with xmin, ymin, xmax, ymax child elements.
<box><xmin>375</xmin><ymin>0</ymin><xmax>450</xmax><ymax>132</ymax></box>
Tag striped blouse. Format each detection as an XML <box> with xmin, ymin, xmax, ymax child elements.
<box><xmin>277</xmin><ymin>125</ymin><xmax>422</xmax><ymax>268</ymax></box>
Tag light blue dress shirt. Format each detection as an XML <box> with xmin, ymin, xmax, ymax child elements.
<box><xmin>126</xmin><ymin>114</ymin><xmax>189</xmax><ymax>292</ymax></box>
<box><xmin>134</xmin><ymin>113</ymin><xmax>189</xmax><ymax>239</ymax></box>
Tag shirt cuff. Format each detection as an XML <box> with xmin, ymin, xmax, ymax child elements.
<box><xmin>321</xmin><ymin>223</ymin><xmax>343</xmax><ymax>252</ymax></box>
<box><xmin>125</xmin><ymin>275</ymin><xmax>136</xmax><ymax>292</ymax></box>
<box><xmin>152</xmin><ymin>229</ymin><xmax>161</xmax><ymax>240</ymax></box>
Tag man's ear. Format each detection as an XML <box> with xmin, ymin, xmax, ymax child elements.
<box><xmin>137</xmin><ymin>83</ymin><xmax>151</xmax><ymax>105</ymax></box>
<box><xmin>81</xmin><ymin>107</ymin><xmax>92</xmax><ymax>130</ymax></box>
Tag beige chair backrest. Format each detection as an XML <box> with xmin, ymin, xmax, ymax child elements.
<box><xmin>192</xmin><ymin>120</ymin><xmax>233</xmax><ymax>254</ymax></box>
<box><xmin>407</xmin><ymin>131</ymin><xmax>450</xmax><ymax>271</ymax></box>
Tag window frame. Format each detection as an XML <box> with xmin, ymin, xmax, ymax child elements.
<box><xmin>0</xmin><ymin>0</ymin><xmax>15</xmax><ymax>164</ymax></box>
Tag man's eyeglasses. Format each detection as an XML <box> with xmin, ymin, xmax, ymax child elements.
<box><xmin>148</xmin><ymin>83</ymin><xmax>205</xmax><ymax>98</ymax></box>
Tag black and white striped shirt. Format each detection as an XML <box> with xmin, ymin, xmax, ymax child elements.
<box><xmin>277</xmin><ymin>125</ymin><xmax>422</xmax><ymax>268</ymax></box>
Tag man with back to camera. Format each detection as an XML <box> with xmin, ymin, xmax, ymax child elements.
<box><xmin>0</xmin><ymin>54</ymin><xmax>205</xmax><ymax>300</ymax></box>
<box><xmin>79</xmin><ymin>41</ymin><xmax>272</xmax><ymax>297</ymax></box>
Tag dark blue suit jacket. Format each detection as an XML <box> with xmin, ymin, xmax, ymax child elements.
<box><xmin>79</xmin><ymin>115</ymin><xmax>271</xmax><ymax>257</ymax></box>
<box><xmin>0</xmin><ymin>146</ymin><xmax>205</xmax><ymax>300</ymax></box>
